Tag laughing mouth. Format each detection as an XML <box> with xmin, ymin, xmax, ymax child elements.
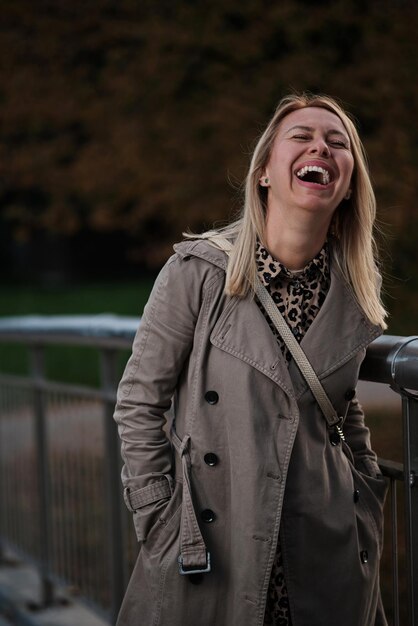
<box><xmin>296</xmin><ymin>165</ymin><xmax>331</xmax><ymax>186</ymax></box>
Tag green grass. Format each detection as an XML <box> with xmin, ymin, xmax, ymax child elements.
<box><xmin>0</xmin><ymin>280</ymin><xmax>155</xmax><ymax>385</ymax></box>
<box><xmin>0</xmin><ymin>279</ymin><xmax>155</xmax><ymax>317</ymax></box>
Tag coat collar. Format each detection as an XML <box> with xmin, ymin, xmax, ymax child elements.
<box><xmin>173</xmin><ymin>238</ymin><xmax>383</xmax><ymax>397</ymax></box>
<box><xmin>173</xmin><ymin>239</ymin><xmax>228</xmax><ymax>270</ymax></box>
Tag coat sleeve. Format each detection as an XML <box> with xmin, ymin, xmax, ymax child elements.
<box><xmin>343</xmin><ymin>394</ymin><xmax>382</xmax><ymax>478</ymax></box>
<box><xmin>113</xmin><ymin>252</ymin><xmax>207</xmax><ymax>541</ymax></box>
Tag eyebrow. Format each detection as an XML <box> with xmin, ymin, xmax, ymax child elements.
<box><xmin>285</xmin><ymin>125</ymin><xmax>349</xmax><ymax>139</ymax></box>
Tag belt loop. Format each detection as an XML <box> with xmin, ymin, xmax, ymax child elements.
<box><xmin>179</xmin><ymin>433</ymin><xmax>190</xmax><ymax>457</ymax></box>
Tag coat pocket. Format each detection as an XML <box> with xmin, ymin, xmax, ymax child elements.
<box><xmin>142</xmin><ymin>479</ymin><xmax>183</xmax><ymax>555</ymax></box>
<box><xmin>342</xmin><ymin>444</ymin><xmax>388</xmax><ymax>555</ymax></box>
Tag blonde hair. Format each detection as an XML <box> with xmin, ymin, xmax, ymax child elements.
<box><xmin>186</xmin><ymin>93</ymin><xmax>387</xmax><ymax>329</ymax></box>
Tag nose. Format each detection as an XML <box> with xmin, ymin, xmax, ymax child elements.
<box><xmin>308</xmin><ymin>138</ymin><xmax>330</xmax><ymax>157</ymax></box>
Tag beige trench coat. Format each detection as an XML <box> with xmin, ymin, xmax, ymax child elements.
<box><xmin>114</xmin><ymin>239</ymin><xmax>388</xmax><ymax>626</ymax></box>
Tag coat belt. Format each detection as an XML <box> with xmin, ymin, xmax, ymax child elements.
<box><xmin>171</xmin><ymin>427</ymin><xmax>211</xmax><ymax>575</ymax></box>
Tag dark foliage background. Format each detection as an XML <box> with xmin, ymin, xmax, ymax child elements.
<box><xmin>1</xmin><ymin>0</ymin><xmax>417</xmax><ymax>331</ymax></box>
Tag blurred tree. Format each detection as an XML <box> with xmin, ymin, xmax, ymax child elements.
<box><xmin>0</xmin><ymin>0</ymin><xmax>417</xmax><ymax>302</ymax></box>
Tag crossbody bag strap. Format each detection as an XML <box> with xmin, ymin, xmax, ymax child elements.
<box><xmin>255</xmin><ymin>277</ymin><xmax>342</xmax><ymax>430</ymax></box>
<box><xmin>213</xmin><ymin>236</ymin><xmax>344</xmax><ymax>440</ymax></box>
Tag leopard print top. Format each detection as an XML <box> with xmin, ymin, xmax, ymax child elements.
<box><xmin>256</xmin><ymin>240</ymin><xmax>330</xmax><ymax>626</ymax></box>
<box><xmin>256</xmin><ymin>240</ymin><xmax>330</xmax><ymax>363</ymax></box>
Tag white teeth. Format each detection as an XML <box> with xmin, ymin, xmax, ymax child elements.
<box><xmin>296</xmin><ymin>165</ymin><xmax>331</xmax><ymax>185</ymax></box>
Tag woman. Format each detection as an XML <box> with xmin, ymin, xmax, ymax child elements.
<box><xmin>114</xmin><ymin>93</ymin><xmax>388</xmax><ymax>626</ymax></box>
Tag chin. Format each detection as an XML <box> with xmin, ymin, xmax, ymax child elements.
<box><xmin>298</xmin><ymin>199</ymin><xmax>338</xmax><ymax>214</ymax></box>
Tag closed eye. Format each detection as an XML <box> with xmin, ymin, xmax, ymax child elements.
<box><xmin>292</xmin><ymin>134</ymin><xmax>348</xmax><ymax>148</ymax></box>
<box><xmin>329</xmin><ymin>139</ymin><xmax>349</xmax><ymax>148</ymax></box>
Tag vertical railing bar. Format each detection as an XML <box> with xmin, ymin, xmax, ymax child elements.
<box><xmin>92</xmin><ymin>427</ymin><xmax>103</xmax><ymax>607</ymax></box>
<box><xmin>83</xmin><ymin>412</ymin><xmax>93</xmax><ymax>603</ymax></box>
<box><xmin>7</xmin><ymin>387</ymin><xmax>13</xmax><ymax>546</ymax></box>
<box><xmin>7</xmin><ymin>387</ymin><xmax>15</xmax><ymax>548</ymax></box>
<box><xmin>93</xmin><ymin>438</ymin><xmax>105</xmax><ymax>606</ymax></box>
<box><xmin>29</xmin><ymin>345</ymin><xmax>55</xmax><ymax>607</ymax></box>
<box><xmin>0</xmin><ymin>385</ymin><xmax>5</xmax><ymax>562</ymax></box>
<box><xmin>69</xmin><ymin>444</ymin><xmax>78</xmax><ymax>594</ymax></box>
<box><xmin>1</xmin><ymin>384</ymin><xmax>9</xmax><ymax>558</ymax></box>
<box><xmin>391</xmin><ymin>477</ymin><xmax>400</xmax><ymax>626</ymax></box>
<box><xmin>58</xmin><ymin>440</ymin><xmax>65</xmax><ymax>583</ymax></box>
<box><xmin>86</xmin><ymin>410</ymin><xmax>94</xmax><ymax>602</ymax></box>
<box><xmin>49</xmin><ymin>392</ymin><xmax>56</xmax><ymax>577</ymax></box>
<box><xmin>18</xmin><ymin>388</ymin><xmax>26</xmax><ymax>552</ymax></box>
<box><xmin>68</xmin><ymin>413</ymin><xmax>76</xmax><ymax>590</ymax></box>
<box><xmin>74</xmin><ymin>426</ymin><xmax>81</xmax><ymax>597</ymax></box>
<box><xmin>91</xmin><ymin>429</ymin><xmax>101</xmax><ymax>606</ymax></box>
<box><xmin>75</xmin><ymin>429</ymin><xmax>83</xmax><ymax>598</ymax></box>
<box><xmin>15</xmin><ymin>393</ymin><xmax>22</xmax><ymax>552</ymax></box>
<box><xmin>59</xmin><ymin>427</ymin><xmax>67</xmax><ymax>585</ymax></box>
<box><xmin>63</xmin><ymin>447</ymin><xmax>72</xmax><ymax>590</ymax></box>
<box><xmin>401</xmin><ymin>394</ymin><xmax>417</xmax><ymax>626</ymax></box>
<box><xmin>100</xmin><ymin>348</ymin><xmax>127</xmax><ymax>622</ymax></box>
<box><xmin>53</xmin><ymin>393</ymin><xmax>62</xmax><ymax>580</ymax></box>
<box><xmin>16</xmin><ymin>387</ymin><xmax>23</xmax><ymax>550</ymax></box>
<box><xmin>81</xmin><ymin>433</ymin><xmax>90</xmax><ymax>603</ymax></box>
<box><xmin>89</xmin><ymin>411</ymin><xmax>98</xmax><ymax>604</ymax></box>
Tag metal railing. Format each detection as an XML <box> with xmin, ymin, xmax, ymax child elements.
<box><xmin>0</xmin><ymin>316</ymin><xmax>417</xmax><ymax>625</ymax></box>
<box><xmin>360</xmin><ymin>335</ymin><xmax>418</xmax><ymax>626</ymax></box>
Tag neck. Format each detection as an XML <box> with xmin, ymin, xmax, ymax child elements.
<box><xmin>264</xmin><ymin>205</ymin><xmax>332</xmax><ymax>270</ymax></box>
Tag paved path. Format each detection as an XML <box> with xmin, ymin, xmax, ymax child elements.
<box><xmin>0</xmin><ymin>549</ymin><xmax>109</xmax><ymax>626</ymax></box>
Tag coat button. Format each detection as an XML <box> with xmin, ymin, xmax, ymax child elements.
<box><xmin>204</xmin><ymin>391</ymin><xmax>219</xmax><ymax>405</ymax></box>
<box><xmin>204</xmin><ymin>453</ymin><xmax>219</xmax><ymax>466</ymax></box>
<box><xmin>201</xmin><ymin>509</ymin><xmax>216</xmax><ymax>523</ymax></box>
<box><xmin>345</xmin><ymin>388</ymin><xmax>355</xmax><ymax>401</ymax></box>
<box><xmin>360</xmin><ymin>550</ymin><xmax>369</xmax><ymax>563</ymax></box>
<box><xmin>353</xmin><ymin>489</ymin><xmax>360</xmax><ymax>503</ymax></box>
<box><xmin>329</xmin><ymin>430</ymin><xmax>341</xmax><ymax>446</ymax></box>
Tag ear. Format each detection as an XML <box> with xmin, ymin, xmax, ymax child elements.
<box><xmin>344</xmin><ymin>188</ymin><xmax>352</xmax><ymax>200</ymax></box>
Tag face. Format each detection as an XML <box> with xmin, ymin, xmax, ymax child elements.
<box><xmin>261</xmin><ymin>106</ymin><xmax>354</xmax><ymax>219</ymax></box>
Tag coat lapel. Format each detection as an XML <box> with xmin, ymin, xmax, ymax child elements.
<box><xmin>208</xmin><ymin>251</ymin><xmax>382</xmax><ymax>401</ymax></box>
<box><xmin>174</xmin><ymin>240</ymin><xmax>293</xmax><ymax>394</ymax></box>
<box><xmin>288</xmin><ymin>259</ymin><xmax>382</xmax><ymax>395</ymax></box>
<box><xmin>210</xmin><ymin>293</ymin><xmax>296</xmax><ymax>397</ymax></box>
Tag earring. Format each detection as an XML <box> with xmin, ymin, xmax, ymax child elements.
<box><xmin>260</xmin><ymin>177</ymin><xmax>269</xmax><ymax>186</ymax></box>
<box><xmin>344</xmin><ymin>189</ymin><xmax>352</xmax><ymax>200</ymax></box>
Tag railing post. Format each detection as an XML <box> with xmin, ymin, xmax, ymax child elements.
<box><xmin>401</xmin><ymin>392</ymin><xmax>418</xmax><ymax>626</ymax></box>
<box><xmin>0</xmin><ymin>396</ymin><xmax>4</xmax><ymax>564</ymax></box>
<box><xmin>100</xmin><ymin>348</ymin><xmax>127</xmax><ymax>624</ymax></box>
<box><xmin>29</xmin><ymin>344</ymin><xmax>55</xmax><ymax>606</ymax></box>
<box><xmin>0</xmin><ymin>388</ymin><xmax>4</xmax><ymax>563</ymax></box>
<box><xmin>390</xmin><ymin>478</ymin><xmax>400</xmax><ymax>626</ymax></box>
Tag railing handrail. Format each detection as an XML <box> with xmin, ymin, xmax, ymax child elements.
<box><xmin>0</xmin><ymin>314</ymin><xmax>140</xmax><ymax>348</ymax></box>
<box><xmin>360</xmin><ymin>333</ymin><xmax>418</xmax><ymax>390</ymax></box>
